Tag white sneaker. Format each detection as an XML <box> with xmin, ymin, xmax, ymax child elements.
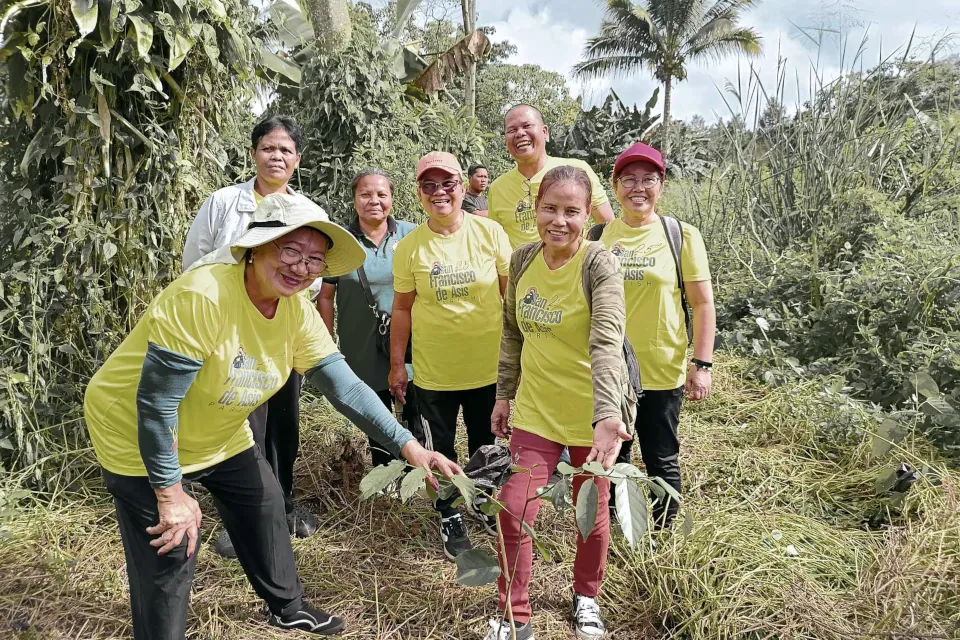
<box><xmin>571</xmin><ymin>593</ymin><xmax>606</xmax><ymax>639</ymax></box>
<box><xmin>483</xmin><ymin>618</ymin><xmax>535</xmax><ymax>640</ymax></box>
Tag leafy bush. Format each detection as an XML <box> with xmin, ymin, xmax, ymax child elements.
<box><xmin>0</xmin><ymin>0</ymin><xmax>261</xmax><ymax>486</ymax></box>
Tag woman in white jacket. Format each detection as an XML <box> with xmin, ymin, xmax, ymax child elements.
<box><xmin>181</xmin><ymin>115</ymin><xmax>318</xmax><ymax>557</ymax></box>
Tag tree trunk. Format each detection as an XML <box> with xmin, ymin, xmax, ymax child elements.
<box><xmin>461</xmin><ymin>0</ymin><xmax>477</xmax><ymax>118</ymax></box>
<box><xmin>662</xmin><ymin>75</ymin><xmax>672</xmax><ymax>156</ymax></box>
<box><xmin>304</xmin><ymin>0</ymin><xmax>352</xmax><ymax>54</ymax></box>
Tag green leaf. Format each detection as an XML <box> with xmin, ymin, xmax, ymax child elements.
<box><xmin>612</xmin><ymin>462</ymin><xmax>644</xmax><ymax>479</ymax></box>
<box><xmin>163</xmin><ymin>28</ymin><xmax>195</xmax><ymax>72</ymax></box>
<box><xmin>556</xmin><ymin>461</ymin><xmax>577</xmax><ymax>476</ymax></box>
<box><xmin>614</xmin><ymin>479</ymin><xmax>647</xmax><ymax>548</ymax></box>
<box><xmin>71</xmin><ymin>0</ymin><xmax>98</xmax><ymax>39</ymax></box>
<box><xmin>910</xmin><ymin>371</ymin><xmax>939</xmax><ymax>399</ymax></box>
<box><xmin>548</xmin><ymin>476</ymin><xmax>572</xmax><ymax>512</ymax></box>
<box><xmin>480</xmin><ymin>498</ymin><xmax>503</xmax><ymax>516</ymax></box>
<box><xmin>127</xmin><ymin>14</ymin><xmax>153</xmax><ymax>59</ymax></box>
<box><xmin>874</xmin><ymin>468</ymin><xmax>899</xmax><ymax>495</ymax></box>
<box><xmin>575</xmin><ymin>478</ymin><xmax>598</xmax><ymax>540</ymax></box>
<box><xmin>682</xmin><ymin>512</ymin><xmax>693</xmax><ymax>538</ymax></box>
<box><xmin>653</xmin><ymin>476</ymin><xmax>682</xmax><ymax>507</ymax></box>
<box><xmin>359</xmin><ymin>460</ymin><xmax>406</xmax><ymax>500</ymax></box>
<box><xmin>920</xmin><ymin>397</ymin><xmax>956</xmax><ymax>419</ymax></box>
<box><xmin>259</xmin><ymin>45</ymin><xmax>302</xmax><ymax>84</ymax></box>
<box><xmin>399</xmin><ymin>466</ymin><xmax>426</xmax><ymax>502</ymax></box>
<box><xmin>582</xmin><ymin>461</ymin><xmax>607</xmax><ymax>476</ymax></box>
<box><xmin>269</xmin><ymin>0</ymin><xmax>314</xmax><ymax>48</ymax></box>
<box><xmin>19</xmin><ymin>125</ymin><xmax>48</xmax><ymax>178</ymax></box>
<box><xmin>102</xmin><ymin>241</ymin><xmax>117</xmax><ymax>261</ymax></box>
<box><xmin>522</xmin><ymin>522</ymin><xmax>552</xmax><ymax>561</ymax></box>
<box><xmin>454</xmin><ymin>548</ymin><xmax>500</xmax><ymax>586</ymax></box>
<box><xmin>871</xmin><ymin>418</ymin><xmax>907</xmax><ymax>458</ymax></box>
<box><xmin>450</xmin><ymin>474</ymin><xmax>477</xmax><ymax>507</ymax></box>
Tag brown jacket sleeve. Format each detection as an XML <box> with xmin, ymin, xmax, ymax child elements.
<box><xmin>496</xmin><ymin>244</ymin><xmax>537</xmax><ymax>400</ymax></box>
<box><xmin>584</xmin><ymin>245</ymin><xmax>630</xmax><ymax>427</ymax></box>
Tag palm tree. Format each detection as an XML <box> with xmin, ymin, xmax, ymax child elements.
<box><xmin>573</xmin><ymin>0</ymin><xmax>762</xmax><ymax>154</ymax></box>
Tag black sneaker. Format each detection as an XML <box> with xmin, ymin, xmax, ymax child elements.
<box><xmin>483</xmin><ymin>618</ymin><xmax>535</xmax><ymax>640</ymax></box>
<box><xmin>214</xmin><ymin>529</ymin><xmax>237</xmax><ymax>558</ymax></box>
<box><xmin>467</xmin><ymin>494</ymin><xmax>498</xmax><ymax>537</ymax></box>
<box><xmin>439</xmin><ymin>513</ymin><xmax>472</xmax><ymax>560</ymax></box>
<box><xmin>288</xmin><ymin>505</ymin><xmax>319</xmax><ymax>538</ymax></box>
<box><xmin>571</xmin><ymin>593</ymin><xmax>606</xmax><ymax>639</ymax></box>
<box><xmin>268</xmin><ymin>602</ymin><xmax>345</xmax><ymax>635</ymax></box>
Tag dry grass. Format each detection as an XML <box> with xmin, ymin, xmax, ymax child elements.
<box><xmin>1</xmin><ymin>357</ymin><xmax>958</xmax><ymax>639</ymax></box>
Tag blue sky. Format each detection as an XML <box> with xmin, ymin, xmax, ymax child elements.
<box><xmin>478</xmin><ymin>0</ymin><xmax>960</xmax><ymax>122</ymax></box>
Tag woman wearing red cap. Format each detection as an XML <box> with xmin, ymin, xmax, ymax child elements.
<box><xmin>389</xmin><ymin>151</ymin><xmax>513</xmax><ymax>560</ymax></box>
<box><xmin>592</xmin><ymin>142</ymin><xmax>716</xmax><ymax>528</ymax></box>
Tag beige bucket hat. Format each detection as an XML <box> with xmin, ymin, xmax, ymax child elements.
<box><xmin>191</xmin><ymin>193</ymin><xmax>365</xmax><ymax>278</ymax></box>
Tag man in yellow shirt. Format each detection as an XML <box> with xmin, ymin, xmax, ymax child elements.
<box><xmin>488</xmin><ymin>104</ymin><xmax>614</xmax><ymax>249</ymax></box>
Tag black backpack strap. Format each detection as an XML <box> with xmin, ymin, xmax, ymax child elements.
<box><xmin>660</xmin><ymin>216</ymin><xmax>692</xmax><ymax>343</ymax></box>
<box><xmin>586</xmin><ymin>222</ymin><xmax>608</xmax><ymax>242</ymax></box>
<box><xmin>355</xmin><ymin>264</ymin><xmax>382</xmax><ymax>320</ymax></box>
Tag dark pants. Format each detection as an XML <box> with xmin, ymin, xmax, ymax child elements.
<box><xmin>103</xmin><ymin>447</ymin><xmax>302</xmax><ymax>640</ymax></box>
<box><xmin>614</xmin><ymin>386</ymin><xmax>683</xmax><ymax>528</ymax></box>
<box><xmin>370</xmin><ymin>388</ymin><xmax>424</xmax><ymax>467</ymax></box>
<box><xmin>248</xmin><ymin>371</ymin><xmax>301</xmax><ymax>518</ymax></box>
<box><xmin>414</xmin><ymin>383</ymin><xmax>497</xmax><ymax>517</ymax></box>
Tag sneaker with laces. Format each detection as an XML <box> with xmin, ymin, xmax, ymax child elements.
<box><xmin>483</xmin><ymin>618</ymin><xmax>535</xmax><ymax>640</ymax></box>
<box><xmin>467</xmin><ymin>493</ymin><xmax>498</xmax><ymax>537</ymax></box>
<box><xmin>268</xmin><ymin>601</ymin><xmax>345</xmax><ymax>636</ymax></box>
<box><xmin>439</xmin><ymin>513</ymin><xmax>472</xmax><ymax>560</ymax></box>
<box><xmin>288</xmin><ymin>505</ymin><xmax>319</xmax><ymax>538</ymax></box>
<box><xmin>571</xmin><ymin>593</ymin><xmax>606</xmax><ymax>639</ymax></box>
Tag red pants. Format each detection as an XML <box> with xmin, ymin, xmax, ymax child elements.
<box><xmin>495</xmin><ymin>429</ymin><xmax>610</xmax><ymax>623</ymax></box>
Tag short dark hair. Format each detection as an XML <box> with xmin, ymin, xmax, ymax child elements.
<box><xmin>504</xmin><ymin>103</ymin><xmax>545</xmax><ymax>125</ymax></box>
<box><xmin>251</xmin><ymin>115</ymin><xmax>303</xmax><ymax>152</ymax></box>
<box><xmin>350</xmin><ymin>168</ymin><xmax>393</xmax><ymax>196</ymax></box>
<box><xmin>468</xmin><ymin>165</ymin><xmax>487</xmax><ymax>177</ymax></box>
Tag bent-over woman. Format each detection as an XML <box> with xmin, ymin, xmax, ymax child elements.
<box><xmin>486</xmin><ymin>166</ymin><xmax>633</xmax><ymax>640</ymax></box>
<box><xmin>84</xmin><ymin>194</ymin><xmax>460</xmax><ymax>640</ymax></box>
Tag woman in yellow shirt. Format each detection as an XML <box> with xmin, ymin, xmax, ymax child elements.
<box><xmin>84</xmin><ymin>194</ymin><xmax>460</xmax><ymax>639</ymax></box>
<box><xmin>597</xmin><ymin>141</ymin><xmax>716</xmax><ymax>528</ymax></box>
<box><xmin>389</xmin><ymin>152</ymin><xmax>512</xmax><ymax>561</ymax></box>
<box><xmin>486</xmin><ymin>166</ymin><xmax>631</xmax><ymax>640</ymax></box>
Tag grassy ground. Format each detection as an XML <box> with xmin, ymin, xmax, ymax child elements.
<box><xmin>0</xmin><ymin>357</ymin><xmax>957</xmax><ymax>639</ymax></box>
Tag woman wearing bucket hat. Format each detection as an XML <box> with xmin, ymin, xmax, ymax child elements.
<box><xmin>590</xmin><ymin>141</ymin><xmax>716</xmax><ymax>528</ymax></box>
<box><xmin>84</xmin><ymin>193</ymin><xmax>462</xmax><ymax>639</ymax></box>
<box><xmin>389</xmin><ymin>151</ymin><xmax>513</xmax><ymax>560</ymax></box>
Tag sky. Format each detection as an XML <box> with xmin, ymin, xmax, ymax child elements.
<box><xmin>477</xmin><ymin>0</ymin><xmax>960</xmax><ymax>123</ymax></box>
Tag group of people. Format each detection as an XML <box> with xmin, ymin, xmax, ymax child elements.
<box><xmin>83</xmin><ymin>104</ymin><xmax>715</xmax><ymax>640</ymax></box>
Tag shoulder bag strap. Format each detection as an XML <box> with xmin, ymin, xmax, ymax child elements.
<box><xmin>355</xmin><ymin>264</ymin><xmax>382</xmax><ymax>320</ymax></box>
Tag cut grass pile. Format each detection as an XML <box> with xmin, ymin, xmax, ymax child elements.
<box><xmin>0</xmin><ymin>357</ymin><xmax>957</xmax><ymax>639</ymax></box>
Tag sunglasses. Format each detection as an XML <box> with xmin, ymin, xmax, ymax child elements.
<box><xmin>419</xmin><ymin>178</ymin><xmax>462</xmax><ymax>196</ymax></box>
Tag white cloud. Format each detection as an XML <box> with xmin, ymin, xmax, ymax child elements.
<box><xmin>486</xmin><ymin>7</ymin><xmax>590</xmax><ymax>81</ymax></box>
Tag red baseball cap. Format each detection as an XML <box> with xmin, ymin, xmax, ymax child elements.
<box><xmin>613</xmin><ymin>142</ymin><xmax>665</xmax><ymax>180</ymax></box>
<box><xmin>416</xmin><ymin>151</ymin><xmax>463</xmax><ymax>180</ymax></box>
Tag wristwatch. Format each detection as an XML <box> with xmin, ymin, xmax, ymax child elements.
<box><xmin>691</xmin><ymin>358</ymin><xmax>713</xmax><ymax>372</ymax></box>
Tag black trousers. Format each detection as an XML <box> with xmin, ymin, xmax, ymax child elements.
<box><xmin>414</xmin><ymin>383</ymin><xmax>497</xmax><ymax>517</ymax></box>
<box><xmin>370</xmin><ymin>388</ymin><xmax>424</xmax><ymax>467</ymax></box>
<box><xmin>248</xmin><ymin>371</ymin><xmax>301</xmax><ymax>518</ymax></box>
<box><xmin>615</xmin><ymin>386</ymin><xmax>683</xmax><ymax>528</ymax></box>
<box><xmin>103</xmin><ymin>447</ymin><xmax>303</xmax><ymax>640</ymax></box>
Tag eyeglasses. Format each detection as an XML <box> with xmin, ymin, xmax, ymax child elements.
<box><xmin>419</xmin><ymin>179</ymin><xmax>461</xmax><ymax>195</ymax></box>
<box><xmin>616</xmin><ymin>175</ymin><xmax>661</xmax><ymax>190</ymax></box>
<box><xmin>515</xmin><ymin>180</ymin><xmax>532</xmax><ymax>213</ymax></box>
<box><xmin>273</xmin><ymin>241</ymin><xmax>327</xmax><ymax>274</ymax></box>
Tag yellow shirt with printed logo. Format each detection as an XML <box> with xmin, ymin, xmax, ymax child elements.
<box><xmin>488</xmin><ymin>157</ymin><xmax>609</xmax><ymax>249</ymax></box>
<box><xmin>599</xmin><ymin>217</ymin><xmax>710</xmax><ymax>390</ymax></box>
<box><xmin>393</xmin><ymin>213</ymin><xmax>512</xmax><ymax>391</ymax></box>
<box><xmin>84</xmin><ymin>262</ymin><xmax>338</xmax><ymax>477</ymax></box>
<box><xmin>512</xmin><ymin>242</ymin><xmax>595</xmax><ymax>446</ymax></box>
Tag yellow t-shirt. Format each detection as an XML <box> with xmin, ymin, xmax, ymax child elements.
<box><xmin>488</xmin><ymin>156</ymin><xmax>609</xmax><ymax>249</ymax></box>
<box><xmin>599</xmin><ymin>217</ymin><xmax>710</xmax><ymax>390</ymax></box>
<box><xmin>512</xmin><ymin>242</ymin><xmax>595</xmax><ymax>447</ymax></box>
<box><xmin>84</xmin><ymin>262</ymin><xmax>338</xmax><ymax>477</ymax></box>
<box><xmin>393</xmin><ymin>213</ymin><xmax>512</xmax><ymax>391</ymax></box>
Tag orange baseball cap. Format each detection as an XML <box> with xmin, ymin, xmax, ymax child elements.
<box><xmin>416</xmin><ymin>151</ymin><xmax>463</xmax><ymax>180</ymax></box>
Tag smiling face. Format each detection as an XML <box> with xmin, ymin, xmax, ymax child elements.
<box><xmin>250</xmin><ymin>128</ymin><xmax>301</xmax><ymax>190</ymax></box>
<box><xmin>615</xmin><ymin>160</ymin><xmax>663</xmax><ymax>220</ymax></box>
<box><xmin>418</xmin><ymin>168</ymin><xmax>465</xmax><ymax>221</ymax></box>
<box><xmin>353</xmin><ymin>174</ymin><xmax>393</xmax><ymax>226</ymax></box>
<box><xmin>249</xmin><ymin>227</ymin><xmax>328</xmax><ymax>299</ymax></box>
<box><xmin>536</xmin><ymin>180</ymin><xmax>590</xmax><ymax>252</ymax></box>
<box><xmin>504</xmin><ymin>106</ymin><xmax>549</xmax><ymax>164</ymax></box>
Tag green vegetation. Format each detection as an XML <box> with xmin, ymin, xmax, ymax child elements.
<box><xmin>0</xmin><ymin>0</ymin><xmax>957</xmax><ymax>637</ymax></box>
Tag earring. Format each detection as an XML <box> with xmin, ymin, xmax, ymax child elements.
<box><xmin>247</xmin><ymin>253</ymin><xmax>255</xmax><ymax>264</ymax></box>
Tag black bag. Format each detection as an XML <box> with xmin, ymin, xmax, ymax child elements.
<box><xmin>356</xmin><ymin>264</ymin><xmax>412</xmax><ymax>364</ymax></box>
